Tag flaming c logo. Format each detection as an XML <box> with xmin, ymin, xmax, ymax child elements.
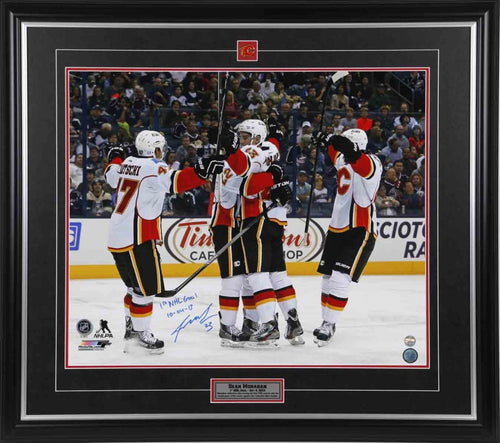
<box><xmin>237</xmin><ymin>41</ymin><xmax>258</xmax><ymax>61</ymax></box>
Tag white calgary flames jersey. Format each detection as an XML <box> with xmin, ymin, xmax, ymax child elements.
<box><xmin>105</xmin><ymin>156</ymin><xmax>177</xmax><ymax>251</ymax></box>
<box><xmin>210</xmin><ymin>145</ymin><xmax>261</xmax><ymax>227</ymax></box>
<box><xmin>329</xmin><ymin>151</ymin><xmax>382</xmax><ymax>234</ymax></box>
<box><xmin>239</xmin><ymin>145</ymin><xmax>287</xmax><ymax>225</ymax></box>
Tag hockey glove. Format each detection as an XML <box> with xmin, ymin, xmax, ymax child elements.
<box><xmin>270</xmin><ymin>180</ymin><xmax>292</xmax><ymax>206</ymax></box>
<box><xmin>330</xmin><ymin>135</ymin><xmax>362</xmax><ymax>163</ymax></box>
<box><xmin>312</xmin><ymin>131</ymin><xmax>333</xmax><ymax>151</ymax></box>
<box><xmin>107</xmin><ymin>146</ymin><xmax>126</xmax><ymax>163</ymax></box>
<box><xmin>219</xmin><ymin>124</ymin><xmax>239</xmax><ymax>155</ymax></box>
<box><xmin>268</xmin><ymin>163</ymin><xmax>284</xmax><ymax>183</ymax></box>
<box><xmin>268</xmin><ymin>117</ymin><xmax>284</xmax><ymax>141</ymax></box>
<box><xmin>194</xmin><ymin>156</ymin><xmax>225</xmax><ymax>180</ymax></box>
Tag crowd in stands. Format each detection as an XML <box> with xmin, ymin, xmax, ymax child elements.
<box><xmin>68</xmin><ymin>71</ymin><xmax>426</xmax><ymax>218</ymax></box>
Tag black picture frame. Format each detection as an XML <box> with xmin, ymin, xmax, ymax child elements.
<box><xmin>1</xmin><ymin>1</ymin><xmax>498</xmax><ymax>442</ymax></box>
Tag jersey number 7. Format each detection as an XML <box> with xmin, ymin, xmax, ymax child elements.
<box><xmin>115</xmin><ymin>178</ymin><xmax>140</xmax><ymax>214</ymax></box>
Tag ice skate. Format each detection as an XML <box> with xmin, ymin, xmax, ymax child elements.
<box><xmin>314</xmin><ymin>322</ymin><xmax>336</xmax><ymax>347</ymax></box>
<box><xmin>313</xmin><ymin>320</ymin><xmax>329</xmax><ymax>340</ymax></box>
<box><xmin>285</xmin><ymin>309</ymin><xmax>305</xmax><ymax>345</ymax></box>
<box><xmin>241</xmin><ymin>317</ymin><xmax>260</xmax><ymax>336</ymax></box>
<box><xmin>248</xmin><ymin>315</ymin><xmax>279</xmax><ymax>347</ymax></box>
<box><xmin>124</xmin><ymin>329</ymin><xmax>165</xmax><ymax>354</ymax></box>
<box><xmin>219</xmin><ymin>323</ymin><xmax>250</xmax><ymax>348</ymax></box>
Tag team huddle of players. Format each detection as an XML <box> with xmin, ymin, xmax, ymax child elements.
<box><xmin>104</xmin><ymin>119</ymin><xmax>382</xmax><ymax>354</ymax></box>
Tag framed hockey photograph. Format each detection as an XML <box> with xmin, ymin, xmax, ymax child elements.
<box><xmin>1</xmin><ymin>1</ymin><xmax>499</xmax><ymax>442</ymax></box>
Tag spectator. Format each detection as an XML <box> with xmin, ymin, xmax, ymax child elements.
<box><xmin>410</xmin><ymin>171</ymin><xmax>425</xmax><ymax>196</ymax></box>
<box><xmin>183</xmin><ymin>119</ymin><xmax>200</xmax><ymax>142</ymax></box>
<box><xmin>357</xmin><ymin>76</ymin><xmax>373</xmax><ymax>101</ymax></box>
<box><xmin>331</xmin><ymin>114</ymin><xmax>344</xmax><ymax>135</ymax></box>
<box><xmin>175</xmin><ymin>135</ymin><xmax>192</xmax><ymax>165</ymax></box>
<box><xmin>247</xmin><ymin>80</ymin><xmax>267</xmax><ymax>103</ymax></box>
<box><xmin>386</xmin><ymin>124</ymin><xmax>410</xmax><ymax>150</ymax></box>
<box><xmin>408</xmin><ymin>125</ymin><xmax>425</xmax><ymax>155</ymax></box>
<box><xmin>196</xmin><ymin>133</ymin><xmax>216</xmax><ymax>158</ymax></box>
<box><xmin>131</xmin><ymin>86</ymin><xmax>153</xmax><ymax>126</ymax></box>
<box><xmin>277</xmin><ymin>102</ymin><xmax>293</xmax><ymax>132</ymax></box>
<box><xmin>379</xmin><ymin>105</ymin><xmax>394</xmax><ymax>140</ymax></box>
<box><xmin>328</xmin><ymin>84</ymin><xmax>349</xmax><ymax>111</ymax></box>
<box><xmin>412</xmin><ymin>156</ymin><xmax>425</xmax><ymax>181</ymax></box>
<box><xmin>161</xmin><ymin>100</ymin><xmax>183</xmax><ymax>128</ymax></box>
<box><xmin>103</xmin><ymin>74</ymin><xmax>125</xmax><ymax>102</ymax></box>
<box><xmin>224</xmin><ymin>90</ymin><xmax>241</xmax><ymax>119</ymax></box>
<box><xmin>230</xmin><ymin>77</ymin><xmax>249</xmax><ymax>106</ymax></box>
<box><xmin>184</xmin><ymin>144</ymin><xmax>199</xmax><ymax>166</ymax></box>
<box><xmin>296</xmin><ymin>170</ymin><xmax>312</xmax><ymax>205</ymax></box>
<box><xmin>381</xmin><ymin>167</ymin><xmax>399</xmax><ymax>196</ymax></box>
<box><xmin>357</xmin><ymin>107</ymin><xmax>373</xmax><ymax>132</ymax></box>
<box><xmin>76</xmin><ymin>167</ymin><xmax>96</xmax><ymax>194</ymax></box>
<box><xmin>165</xmin><ymin>150</ymin><xmax>180</xmax><ymax>171</ymax></box>
<box><xmin>312</xmin><ymin>174</ymin><xmax>330</xmax><ymax>203</ymax></box>
<box><xmin>393</xmin><ymin>102</ymin><xmax>419</xmax><ymax>128</ymax></box>
<box><xmin>269</xmin><ymin>82</ymin><xmax>288</xmax><ymax>107</ymax></box>
<box><xmin>70</xmin><ymin>153</ymin><xmax>84</xmax><ymax>189</ymax></box>
<box><xmin>366</xmin><ymin>126</ymin><xmax>385</xmax><ymax>154</ymax></box>
<box><xmin>398</xmin><ymin>181</ymin><xmax>424</xmax><ymax>216</ymax></box>
<box><xmin>303</xmin><ymin>147</ymin><xmax>326</xmax><ymax>177</ymax></box>
<box><xmin>380</xmin><ymin>138</ymin><xmax>403</xmax><ymax>166</ymax></box>
<box><xmin>368</xmin><ymin>83</ymin><xmax>392</xmax><ymax>111</ymax></box>
<box><xmin>408</xmin><ymin>71</ymin><xmax>425</xmax><ymax>112</ymax></box>
<box><xmin>150</xmin><ymin>76</ymin><xmax>169</xmax><ymax>107</ymax></box>
<box><xmin>88</xmin><ymin>105</ymin><xmax>106</xmax><ymax>132</ymax></box>
<box><xmin>304</xmin><ymin>86</ymin><xmax>321</xmax><ymax>112</ymax></box>
<box><xmin>169</xmin><ymin>85</ymin><xmax>187</xmax><ymax>106</ymax></box>
<box><xmin>260</xmin><ymin>74</ymin><xmax>275</xmax><ymax>99</ymax></box>
<box><xmin>114</xmin><ymin>96</ymin><xmax>140</xmax><ymax>127</ymax></box>
<box><xmin>349</xmin><ymin>89</ymin><xmax>368</xmax><ymax>111</ymax></box>
<box><xmin>86</xmin><ymin>179</ymin><xmax>113</xmax><ymax>217</ymax></box>
<box><xmin>87</xmin><ymin>145</ymin><xmax>103</xmax><ymax>171</ymax></box>
<box><xmin>88</xmin><ymin>86</ymin><xmax>106</xmax><ymax>109</ymax></box>
<box><xmin>393</xmin><ymin>159</ymin><xmax>408</xmax><ymax>187</ymax></box>
<box><xmin>184</xmin><ymin>81</ymin><xmax>202</xmax><ymax>107</ymax></box>
<box><xmin>401</xmin><ymin>147</ymin><xmax>417</xmax><ymax>176</ymax></box>
<box><xmin>375</xmin><ymin>184</ymin><xmax>400</xmax><ymax>216</ymax></box>
<box><xmin>70</xmin><ymin>85</ymin><xmax>83</xmax><ymax>110</ymax></box>
<box><xmin>117</xmin><ymin>122</ymin><xmax>133</xmax><ymax>145</ymax></box>
<box><xmin>340</xmin><ymin>107</ymin><xmax>357</xmax><ymax>129</ymax></box>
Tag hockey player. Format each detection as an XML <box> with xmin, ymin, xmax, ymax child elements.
<box><xmin>241</xmin><ymin>140</ymin><xmax>305</xmax><ymax>345</ymax></box>
<box><xmin>237</xmin><ymin>120</ymin><xmax>298</xmax><ymax>345</ymax></box>
<box><xmin>211</xmin><ymin>123</ymin><xmax>284</xmax><ymax>347</ymax></box>
<box><xmin>105</xmin><ymin>130</ymin><xmax>228</xmax><ymax>354</ymax></box>
<box><xmin>313</xmin><ymin>128</ymin><xmax>383</xmax><ymax>347</ymax></box>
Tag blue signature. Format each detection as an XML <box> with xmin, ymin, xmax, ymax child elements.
<box><xmin>170</xmin><ymin>303</ymin><xmax>218</xmax><ymax>343</ymax></box>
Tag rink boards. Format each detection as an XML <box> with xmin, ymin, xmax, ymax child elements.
<box><xmin>69</xmin><ymin>217</ymin><xmax>425</xmax><ymax>279</ymax></box>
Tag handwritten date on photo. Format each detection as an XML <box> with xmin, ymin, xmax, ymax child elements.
<box><xmin>159</xmin><ymin>294</ymin><xmax>217</xmax><ymax>343</ymax></box>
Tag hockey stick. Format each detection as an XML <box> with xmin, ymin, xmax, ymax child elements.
<box><xmin>158</xmin><ymin>203</ymin><xmax>277</xmax><ymax>298</ymax></box>
<box><xmin>215</xmin><ymin>71</ymin><xmax>230</xmax><ymax>156</ymax></box>
<box><xmin>304</xmin><ymin>70</ymin><xmax>349</xmax><ymax>233</ymax></box>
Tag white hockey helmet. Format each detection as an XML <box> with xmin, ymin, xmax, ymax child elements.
<box><xmin>237</xmin><ymin>119</ymin><xmax>268</xmax><ymax>145</ymax></box>
<box><xmin>260</xmin><ymin>140</ymin><xmax>280</xmax><ymax>166</ymax></box>
<box><xmin>135</xmin><ymin>130</ymin><xmax>166</xmax><ymax>158</ymax></box>
<box><xmin>341</xmin><ymin>128</ymin><xmax>368</xmax><ymax>151</ymax></box>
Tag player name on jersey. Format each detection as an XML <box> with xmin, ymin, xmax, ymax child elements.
<box><xmin>118</xmin><ymin>164</ymin><xmax>142</xmax><ymax>176</ymax></box>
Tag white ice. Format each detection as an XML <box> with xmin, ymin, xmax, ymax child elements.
<box><xmin>67</xmin><ymin>275</ymin><xmax>427</xmax><ymax>368</ymax></box>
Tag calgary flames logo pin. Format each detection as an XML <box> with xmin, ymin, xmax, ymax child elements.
<box><xmin>237</xmin><ymin>40</ymin><xmax>258</xmax><ymax>62</ymax></box>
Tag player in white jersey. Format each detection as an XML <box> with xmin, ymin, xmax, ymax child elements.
<box><xmin>211</xmin><ymin>121</ymin><xmax>285</xmax><ymax>347</ymax></box>
<box><xmin>240</xmin><ymin>140</ymin><xmax>305</xmax><ymax>345</ymax></box>
<box><xmin>105</xmin><ymin>130</ymin><xmax>225</xmax><ymax>353</ymax></box>
<box><xmin>313</xmin><ymin>128</ymin><xmax>383</xmax><ymax>346</ymax></box>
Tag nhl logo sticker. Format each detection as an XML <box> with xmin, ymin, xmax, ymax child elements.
<box><xmin>237</xmin><ymin>40</ymin><xmax>258</xmax><ymax>61</ymax></box>
<box><xmin>76</xmin><ymin>319</ymin><xmax>93</xmax><ymax>336</ymax></box>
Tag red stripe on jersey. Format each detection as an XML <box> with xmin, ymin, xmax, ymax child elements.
<box><xmin>354</xmin><ymin>204</ymin><xmax>370</xmax><ymax>230</ymax></box>
<box><xmin>241</xmin><ymin>197</ymin><xmax>263</xmax><ymax>220</ymax></box>
<box><xmin>275</xmin><ymin>286</ymin><xmax>295</xmax><ymax>301</ymax></box>
<box><xmin>213</xmin><ymin>204</ymin><xmax>235</xmax><ymax>227</ymax></box>
<box><xmin>219</xmin><ymin>296</ymin><xmax>239</xmax><ymax>310</ymax></box>
<box><xmin>321</xmin><ymin>293</ymin><xmax>328</xmax><ymax>307</ymax></box>
<box><xmin>253</xmin><ymin>289</ymin><xmax>276</xmax><ymax>306</ymax></box>
<box><xmin>243</xmin><ymin>172</ymin><xmax>274</xmax><ymax>196</ymax></box>
<box><xmin>350</xmin><ymin>153</ymin><xmax>374</xmax><ymax>177</ymax></box>
<box><xmin>176</xmin><ymin>167</ymin><xmax>207</xmax><ymax>193</ymax></box>
<box><xmin>267</xmin><ymin>137</ymin><xmax>280</xmax><ymax>150</ymax></box>
<box><xmin>139</xmin><ymin>217</ymin><xmax>161</xmax><ymax>244</ymax></box>
<box><xmin>226</xmin><ymin>149</ymin><xmax>251</xmax><ymax>176</ymax></box>
<box><xmin>327</xmin><ymin>146</ymin><xmax>341</xmax><ymax>164</ymax></box>
<box><xmin>130</xmin><ymin>303</ymin><xmax>153</xmax><ymax>315</ymax></box>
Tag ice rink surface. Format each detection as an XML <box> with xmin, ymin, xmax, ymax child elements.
<box><xmin>68</xmin><ymin>275</ymin><xmax>427</xmax><ymax>368</ymax></box>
